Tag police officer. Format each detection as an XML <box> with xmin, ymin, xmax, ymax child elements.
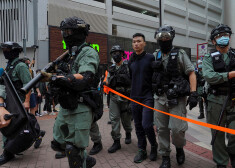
<box><xmin>152</xmin><ymin>25</ymin><xmax>197</xmax><ymax>168</ymax></box>
<box><xmin>49</xmin><ymin>16</ymin><xmax>99</xmax><ymax>168</ymax></box>
<box><xmin>105</xmin><ymin>45</ymin><xmax>132</xmax><ymax>153</ymax></box>
<box><xmin>202</xmin><ymin>24</ymin><xmax>235</xmax><ymax>168</ymax></box>
<box><xmin>196</xmin><ymin>60</ymin><xmax>206</xmax><ymax>119</ymax></box>
<box><xmin>129</xmin><ymin>33</ymin><xmax>158</xmax><ymax>163</ymax></box>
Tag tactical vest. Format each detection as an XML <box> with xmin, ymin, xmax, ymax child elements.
<box><xmin>209</xmin><ymin>48</ymin><xmax>235</xmax><ymax>95</ymax></box>
<box><xmin>108</xmin><ymin>61</ymin><xmax>131</xmax><ymax>95</ymax></box>
<box><xmin>152</xmin><ymin>48</ymin><xmax>190</xmax><ymax>97</ymax></box>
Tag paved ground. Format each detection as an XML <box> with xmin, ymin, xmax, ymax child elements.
<box><xmin>0</xmin><ymin>97</ymin><xmax>231</xmax><ymax>168</ymax></box>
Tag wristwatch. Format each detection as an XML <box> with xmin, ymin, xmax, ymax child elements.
<box><xmin>0</xmin><ymin>103</ymin><xmax>6</xmax><ymax>107</ymax></box>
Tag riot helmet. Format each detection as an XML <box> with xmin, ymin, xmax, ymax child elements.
<box><xmin>210</xmin><ymin>24</ymin><xmax>232</xmax><ymax>48</ymax></box>
<box><xmin>60</xmin><ymin>16</ymin><xmax>90</xmax><ymax>47</ymax></box>
<box><xmin>0</xmin><ymin>41</ymin><xmax>23</xmax><ymax>60</ymax></box>
<box><xmin>110</xmin><ymin>45</ymin><xmax>125</xmax><ymax>63</ymax></box>
<box><xmin>155</xmin><ymin>25</ymin><xmax>175</xmax><ymax>54</ymax></box>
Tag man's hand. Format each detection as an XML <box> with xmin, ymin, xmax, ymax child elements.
<box><xmin>41</xmin><ymin>71</ymin><xmax>52</xmax><ymax>82</ymax></box>
<box><xmin>186</xmin><ymin>91</ymin><xmax>198</xmax><ymax>110</ymax></box>
<box><xmin>37</xmin><ymin>92</ymin><xmax>41</xmax><ymax>97</ymax></box>
<box><xmin>23</xmin><ymin>101</ymin><xmax>30</xmax><ymax>110</ymax></box>
<box><xmin>0</xmin><ymin>107</ymin><xmax>11</xmax><ymax>128</ymax></box>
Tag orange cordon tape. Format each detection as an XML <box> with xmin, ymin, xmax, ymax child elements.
<box><xmin>104</xmin><ymin>85</ymin><xmax>235</xmax><ymax>135</ymax></box>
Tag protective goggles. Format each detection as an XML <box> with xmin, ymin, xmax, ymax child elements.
<box><xmin>155</xmin><ymin>32</ymin><xmax>173</xmax><ymax>40</ymax></box>
<box><xmin>214</xmin><ymin>32</ymin><xmax>230</xmax><ymax>39</ymax></box>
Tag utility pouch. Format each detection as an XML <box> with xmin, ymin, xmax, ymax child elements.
<box><xmin>58</xmin><ymin>90</ymin><xmax>79</xmax><ymax>110</ymax></box>
<box><xmin>82</xmin><ymin>90</ymin><xmax>103</xmax><ymax>122</ymax></box>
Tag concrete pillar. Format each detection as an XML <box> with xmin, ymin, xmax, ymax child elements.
<box><xmin>106</xmin><ymin>0</ymin><xmax>112</xmax><ymax>35</ymax></box>
<box><xmin>224</xmin><ymin>0</ymin><xmax>235</xmax><ymax>48</ymax></box>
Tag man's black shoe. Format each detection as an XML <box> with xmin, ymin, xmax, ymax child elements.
<box><xmin>89</xmin><ymin>141</ymin><xmax>103</xmax><ymax>155</ymax></box>
<box><xmin>0</xmin><ymin>150</ymin><xmax>15</xmax><ymax>166</ymax></box>
<box><xmin>86</xmin><ymin>155</ymin><xmax>96</xmax><ymax>168</ymax></box>
<box><xmin>160</xmin><ymin>156</ymin><xmax>171</xmax><ymax>168</ymax></box>
<box><xmin>108</xmin><ymin>140</ymin><xmax>121</xmax><ymax>153</ymax></box>
<box><xmin>217</xmin><ymin>165</ymin><xmax>226</xmax><ymax>168</ymax></box>
<box><xmin>198</xmin><ymin>113</ymin><xmax>205</xmax><ymax>119</ymax></box>
<box><xmin>176</xmin><ymin>147</ymin><xmax>185</xmax><ymax>165</ymax></box>
<box><xmin>149</xmin><ymin>144</ymin><xmax>158</xmax><ymax>161</ymax></box>
<box><xmin>34</xmin><ymin>130</ymin><xmax>46</xmax><ymax>149</ymax></box>
<box><xmin>125</xmin><ymin>132</ymin><xmax>131</xmax><ymax>144</ymax></box>
<box><xmin>55</xmin><ymin>151</ymin><xmax>66</xmax><ymax>159</ymax></box>
<box><xmin>134</xmin><ymin>149</ymin><xmax>147</xmax><ymax>163</ymax></box>
<box><xmin>107</xmin><ymin>121</ymin><xmax>111</xmax><ymax>124</ymax></box>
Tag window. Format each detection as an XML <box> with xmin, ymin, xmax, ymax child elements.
<box><xmin>112</xmin><ymin>1</ymin><xmax>157</xmax><ymax>17</ymax></box>
<box><xmin>112</xmin><ymin>24</ymin><xmax>117</xmax><ymax>36</ymax></box>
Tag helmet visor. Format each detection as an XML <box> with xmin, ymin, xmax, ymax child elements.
<box><xmin>155</xmin><ymin>32</ymin><xmax>173</xmax><ymax>40</ymax></box>
<box><xmin>111</xmin><ymin>51</ymin><xmax>122</xmax><ymax>57</ymax></box>
<box><xmin>61</xmin><ymin>29</ymin><xmax>73</xmax><ymax>38</ymax></box>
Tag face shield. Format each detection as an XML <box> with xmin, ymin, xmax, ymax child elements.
<box><xmin>155</xmin><ymin>32</ymin><xmax>173</xmax><ymax>41</ymax></box>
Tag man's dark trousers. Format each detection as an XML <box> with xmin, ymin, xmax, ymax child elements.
<box><xmin>131</xmin><ymin>98</ymin><xmax>156</xmax><ymax>150</ymax></box>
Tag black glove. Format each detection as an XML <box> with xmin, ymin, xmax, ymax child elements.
<box><xmin>186</xmin><ymin>91</ymin><xmax>198</xmax><ymax>110</ymax></box>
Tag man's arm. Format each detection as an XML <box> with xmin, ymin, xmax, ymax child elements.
<box><xmin>23</xmin><ymin>91</ymin><xmax>31</xmax><ymax>110</ymax></box>
<box><xmin>189</xmin><ymin>71</ymin><xmax>197</xmax><ymax>92</ymax></box>
<box><xmin>0</xmin><ymin>97</ymin><xmax>11</xmax><ymax>128</ymax></box>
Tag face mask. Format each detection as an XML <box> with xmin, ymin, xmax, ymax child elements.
<box><xmin>3</xmin><ymin>50</ymin><xmax>19</xmax><ymax>60</ymax></box>
<box><xmin>112</xmin><ymin>54</ymin><xmax>122</xmax><ymax>63</ymax></box>
<box><xmin>63</xmin><ymin>30</ymin><xmax>86</xmax><ymax>48</ymax></box>
<box><xmin>216</xmin><ymin>36</ymin><xmax>230</xmax><ymax>47</ymax></box>
<box><xmin>198</xmin><ymin>64</ymin><xmax>202</xmax><ymax>69</ymax></box>
<box><xmin>158</xmin><ymin>40</ymin><xmax>173</xmax><ymax>54</ymax></box>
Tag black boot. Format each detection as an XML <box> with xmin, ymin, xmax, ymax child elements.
<box><xmin>0</xmin><ymin>150</ymin><xmax>15</xmax><ymax>166</ymax></box>
<box><xmin>34</xmin><ymin>130</ymin><xmax>46</xmax><ymax>149</ymax></box>
<box><xmin>229</xmin><ymin>153</ymin><xmax>235</xmax><ymax>168</ymax></box>
<box><xmin>89</xmin><ymin>141</ymin><xmax>103</xmax><ymax>155</ymax></box>
<box><xmin>160</xmin><ymin>156</ymin><xmax>171</xmax><ymax>168</ymax></box>
<box><xmin>65</xmin><ymin>143</ymin><xmax>83</xmax><ymax>167</ymax></box>
<box><xmin>55</xmin><ymin>151</ymin><xmax>66</xmax><ymax>159</ymax></box>
<box><xmin>86</xmin><ymin>155</ymin><xmax>96</xmax><ymax>168</ymax></box>
<box><xmin>176</xmin><ymin>147</ymin><xmax>185</xmax><ymax>165</ymax></box>
<box><xmin>198</xmin><ymin>113</ymin><xmax>205</xmax><ymax>119</ymax></box>
<box><xmin>134</xmin><ymin>149</ymin><xmax>147</xmax><ymax>163</ymax></box>
<box><xmin>108</xmin><ymin>140</ymin><xmax>121</xmax><ymax>153</ymax></box>
<box><xmin>149</xmin><ymin>144</ymin><xmax>158</xmax><ymax>161</ymax></box>
<box><xmin>125</xmin><ymin>132</ymin><xmax>132</xmax><ymax>144</ymax></box>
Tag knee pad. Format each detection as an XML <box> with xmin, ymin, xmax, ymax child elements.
<box><xmin>65</xmin><ymin>143</ymin><xmax>83</xmax><ymax>168</ymax></box>
<box><xmin>51</xmin><ymin>139</ymin><xmax>65</xmax><ymax>152</ymax></box>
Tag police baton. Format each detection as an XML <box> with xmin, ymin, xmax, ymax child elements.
<box><xmin>210</xmin><ymin>93</ymin><xmax>230</xmax><ymax>145</ymax></box>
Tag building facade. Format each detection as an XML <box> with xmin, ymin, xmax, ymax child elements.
<box><xmin>0</xmin><ymin>0</ymin><xmax>233</xmax><ymax>70</ymax></box>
